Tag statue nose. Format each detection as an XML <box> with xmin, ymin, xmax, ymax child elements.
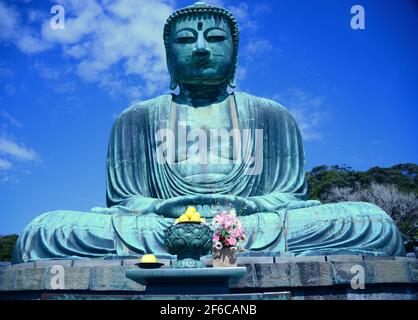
<box><xmin>193</xmin><ymin>35</ymin><xmax>210</xmax><ymax>57</ymax></box>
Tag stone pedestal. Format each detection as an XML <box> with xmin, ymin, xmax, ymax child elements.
<box><xmin>126</xmin><ymin>267</ymin><xmax>246</xmax><ymax>295</ymax></box>
<box><xmin>1</xmin><ymin>255</ymin><xmax>417</xmax><ymax>300</ymax></box>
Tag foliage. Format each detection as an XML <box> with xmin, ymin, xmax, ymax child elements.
<box><xmin>307</xmin><ymin>163</ymin><xmax>418</xmax><ymax>252</ymax></box>
<box><xmin>0</xmin><ymin>234</ymin><xmax>18</xmax><ymax>262</ymax></box>
<box><xmin>307</xmin><ymin>163</ymin><xmax>418</xmax><ymax>200</ymax></box>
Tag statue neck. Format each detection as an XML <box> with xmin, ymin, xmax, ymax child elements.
<box><xmin>175</xmin><ymin>82</ymin><xmax>230</xmax><ymax>107</ymax></box>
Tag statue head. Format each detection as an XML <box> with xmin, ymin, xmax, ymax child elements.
<box><xmin>163</xmin><ymin>2</ymin><xmax>239</xmax><ymax>91</ymax></box>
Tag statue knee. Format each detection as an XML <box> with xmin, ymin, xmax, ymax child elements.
<box><xmin>320</xmin><ymin>201</ymin><xmax>393</xmax><ymax>221</ymax></box>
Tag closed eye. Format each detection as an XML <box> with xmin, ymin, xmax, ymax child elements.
<box><xmin>205</xmin><ymin>28</ymin><xmax>228</xmax><ymax>43</ymax></box>
<box><xmin>175</xmin><ymin>29</ymin><xmax>196</xmax><ymax>44</ymax></box>
<box><xmin>206</xmin><ymin>35</ymin><xmax>226</xmax><ymax>42</ymax></box>
<box><xmin>176</xmin><ymin>36</ymin><xmax>196</xmax><ymax>44</ymax></box>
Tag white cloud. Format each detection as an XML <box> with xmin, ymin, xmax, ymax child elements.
<box><xmin>0</xmin><ymin>136</ymin><xmax>38</xmax><ymax>161</ymax></box>
<box><xmin>0</xmin><ymin>158</ymin><xmax>12</xmax><ymax>170</ymax></box>
<box><xmin>1</xmin><ymin>0</ymin><xmax>273</xmax><ymax>101</ymax></box>
<box><xmin>0</xmin><ymin>1</ymin><xmax>51</xmax><ymax>54</ymax></box>
<box><xmin>33</xmin><ymin>61</ymin><xmax>68</xmax><ymax>80</ymax></box>
<box><xmin>40</xmin><ymin>0</ymin><xmax>173</xmax><ymax>100</ymax></box>
<box><xmin>227</xmin><ymin>2</ymin><xmax>270</xmax><ymax>33</ymax></box>
<box><xmin>27</xmin><ymin>9</ymin><xmax>46</xmax><ymax>23</ymax></box>
<box><xmin>41</xmin><ymin>1</ymin><xmax>104</xmax><ymax>45</ymax></box>
<box><xmin>273</xmin><ymin>88</ymin><xmax>328</xmax><ymax>142</ymax></box>
<box><xmin>242</xmin><ymin>39</ymin><xmax>273</xmax><ymax>61</ymax></box>
<box><xmin>203</xmin><ymin>0</ymin><xmax>226</xmax><ymax>7</ymax></box>
<box><xmin>16</xmin><ymin>33</ymin><xmax>52</xmax><ymax>54</ymax></box>
<box><xmin>227</xmin><ymin>2</ymin><xmax>249</xmax><ymax>20</ymax></box>
<box><xmin>0</xmin><ymin>2</ymin><xmax>19</xmax><ymax>41</ymax></box>
<box><xmin>231</xmin><ymin>64</ymin><xmax>247</xmax><ymax>89</ymax></box>
<box><xmin>227</xmin><ymin>3</ymin><xmax>257</xmax><ymax>32</ymax></box>
<box><xmin>1</xmin><ymin>0</ymin><xmax>174</xmax><ymax>101</ymax></box>
<box><xmin>223</xmin><ymin>2</ymin><xmax>273</xmax><ymax>75</ymax></box>
<box><xmin>0</xmin><ymin>110</ymin><xmax>22</xmax><ymax>129</ymax></box>
<box><xmin>0</xmin><ymin>110</ymin><xmax>39</xmax><ymax>181</ymax></box>
<box><xmin>0</xmin><ymin>132</ymin><xmax>39</xmax><ymax>183</ymax></box>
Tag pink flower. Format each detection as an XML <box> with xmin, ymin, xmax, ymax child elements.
<box><xmin>226</xmin><ymin>237</ymin><xmax>237</xmax><ymax>246</ymax></box>
<box><xmin>212</xmin><ymin>208</ymin><xmax>246</xmax><ymax>249</ymax></box>
<box><xmin>232</xmin><ymin>229</ymin><xmax>241</xmax><ymax>238</ymax></box>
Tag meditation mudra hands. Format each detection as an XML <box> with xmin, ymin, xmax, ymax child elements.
<box><xmin>91</xmin><ymin>193</ymin><xmax>321</xmax><ymax>217</ymax></box>
<box><xmin>92</xmin><ymin>195</ymin><xmax>257</xmax><ymax>216</ymax></box>
<box><xmin>98</xmin><ymin>194</ymin><xmax>259</xmax><ymax>217</ymax></box>
<box><xmin>153</xmin><ymin>194</ymin><xmax>259</xmax><ymax>217</ymax></box>
<box><xmin>92</xmin><ymin>194</ymin><xmax>258</xmax><ymax>216</ymax></box>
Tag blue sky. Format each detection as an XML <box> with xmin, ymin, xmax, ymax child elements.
<box><xmin>0</xmin><ymin>0</ymin><xmax>417</xmax><ymax>235</ymax></box>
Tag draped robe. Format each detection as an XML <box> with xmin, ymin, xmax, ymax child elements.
<box><xmin>12</xmin><ymin>92</ymin><xmax>405</xmax><ymax>263</ymax></box>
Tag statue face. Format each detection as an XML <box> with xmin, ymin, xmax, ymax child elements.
<box><xmin>168</xmin><ymin>16</ymin><xmax>234</xmax><ymax>86</ymax></box>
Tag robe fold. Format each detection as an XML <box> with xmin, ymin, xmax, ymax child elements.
<box><xmin>106</xmin><ymin>92</ymin><xmax>307</xmax><ymax>204</ymax></box>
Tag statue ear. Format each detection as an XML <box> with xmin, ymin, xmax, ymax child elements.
<box><xmin>228</xmin><ymin>76</ymin><xmax>236</xmax><ymax>89</ymax></box>
<box><xmin>228</xmin><ymin>69</ymin><xmax>237</xmax><ymax>89</ymax></box>
<box><xmin>170</xmin><ymin>76</ymin><xmax>178</xmax><ymax>90</ymax></box>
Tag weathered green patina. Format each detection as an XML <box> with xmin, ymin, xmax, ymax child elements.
<box><xmin>12</xmin><ymin>2</ymin><xmax>405</xmax><ymax>263</ymax></box>
<box><xmin>164</xmin><ymin>222</ymin><xmax>213</xmax><ymax>268</ymax></box>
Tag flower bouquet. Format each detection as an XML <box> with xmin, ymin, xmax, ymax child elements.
<box><xmin>212</xmin><ymin>208</ymin><xmax>246</xmax><ymax>267</ymax></box>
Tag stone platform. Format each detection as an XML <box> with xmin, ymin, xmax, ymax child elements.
<box><xmin>126</xmin><ymin>267</ymin><xmax>247</xmax><ymax>295</ymax></box>
<box><xmin>0</xmin><ymin>255</ymin><xmax>417</xmax><ymax>300</ymax></box>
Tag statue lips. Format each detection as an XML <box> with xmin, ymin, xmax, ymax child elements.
<box><xmin>192</xmin><ymin>57</ymin><xmax>211</xmax><ymax>68</ymax></box>
<box><xmin>191</xmin><ymin>56</ymin><xmax>218</xmax><ymax>79</ymax></box>
<box><xmin>191</xmin><ymin>51</ymin><xmax>213</xmax><ymax>68</ymax></box>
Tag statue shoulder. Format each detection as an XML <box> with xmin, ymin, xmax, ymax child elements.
<box><xmin>116</xmin><ymin>94</ymin><xmax>172</xmax><ymax>121</ymax></box>
<box><xmin>235</xmin><ymin>91</ymin><xmax>296</xmax><ymax>121</ymax></box>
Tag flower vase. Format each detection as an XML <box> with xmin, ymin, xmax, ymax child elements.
<box><xmin>212</xmin><ymin>247</ymin><xmax>237</xmax><ymax>267</ymax></box>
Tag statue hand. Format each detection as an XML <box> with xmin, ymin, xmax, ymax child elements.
<box><xmin>212</xmin><ymin>194</ymin><xmax>258</xmax><ymax>215</ymax></box>
<box><xmin>154</xmin><ymin>195</ymin><xmax>212</xmax><ymax>217</ymax></box>
<box><xmin>91</xmin><ymin>196</ymin><xmax>162</xmax><ymax>215</ymax></box>
<box><xmin>154</xmin><ymin>194</ymin><xmax>258</xmax><ymax>217</ymax></box>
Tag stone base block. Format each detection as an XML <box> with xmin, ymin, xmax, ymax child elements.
<box><xmin>1</xmin><ymin>255</ymin><xmax>416</xmax><ymax>300</ymax></box>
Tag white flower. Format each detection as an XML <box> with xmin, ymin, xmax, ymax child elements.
<box><xmin>230</xmin><ymin>208</ymin><xmax>237</xmax><ymax>216</ymax></box>
<box><xmin>213</xmin><ymin>241</ymin><xmax>223</xmax><ymax>250</ymax></box>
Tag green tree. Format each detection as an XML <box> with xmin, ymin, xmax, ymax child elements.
<box><xmin>307</xmin><ymin>163</ymin><xmax>418</xmax><ymax>200</ymax></box>
<box><xmin>307</xmin><ymin>163</ymin><xmax>418</xmax><ymax>252</ymax></box>
<box><xmin>0</xmin><ymin>234</ymin><xmax>18</xmax><ymax>262</ymax></box>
